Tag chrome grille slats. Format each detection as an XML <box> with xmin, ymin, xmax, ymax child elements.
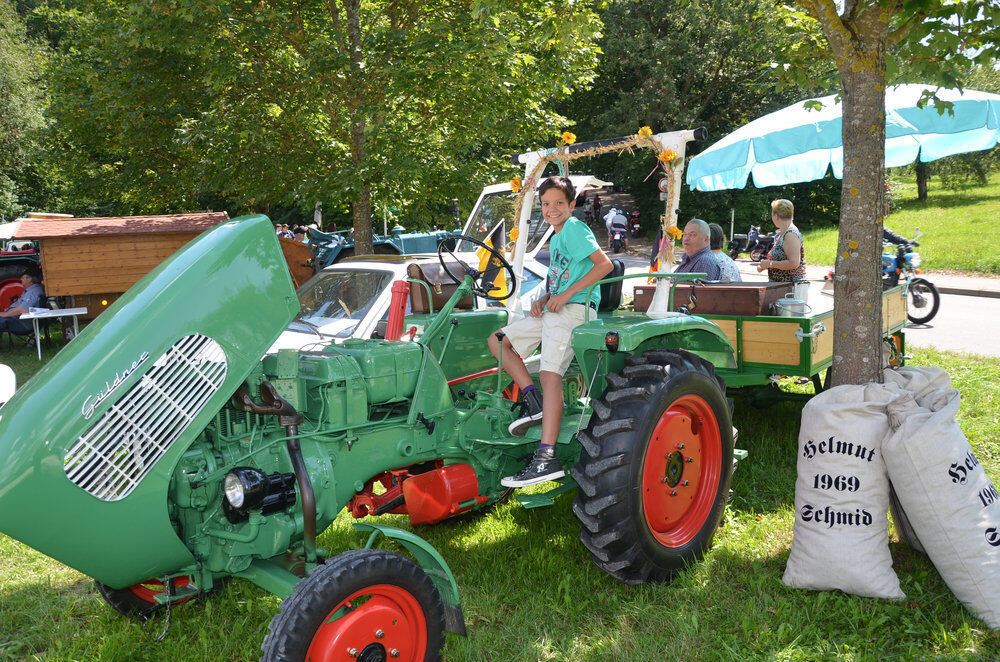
<box><xmin>63</xmin><ymin>335</ymin><xmax>228</xmax><ymax>501</ymax></box>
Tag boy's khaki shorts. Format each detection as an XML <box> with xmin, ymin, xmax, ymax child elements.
<box><xmin>501</xmin><ymin>303</ymin><xmax>588</xmax><ymax>375</ymax></box>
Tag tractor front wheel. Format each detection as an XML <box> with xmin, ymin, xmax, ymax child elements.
<box><xmin>94</xmin><ymin>576</ymin><xmax>203</xmax><ymax>619</ymax></box>
<box><xmin>261</xmin><ymin>549</ymin><xmax>445</xmax><ymax>662</ymax></box>
<box><xmin>572</xmin><ymin>349</ymin><xmax>733</xmax><ymax>584</ymax></box>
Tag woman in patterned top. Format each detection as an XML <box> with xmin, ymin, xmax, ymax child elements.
<box><xmin>757</xmin><ymin>199</ymin><xmax>806</xmax><ymax>282</ymax></box>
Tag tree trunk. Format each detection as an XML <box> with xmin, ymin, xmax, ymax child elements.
<box><xmin>345</xmin><ymin>0</ymin><xmax>373</xmax><ymax>255</ymax></box>
<box><xmin>353</xmin><ymin>181</ymin><xmax>374</xmax><ymax>254</ymax></box>
<box><xmin>818</xmin><ymin>5</ymin><xmax>890</xmax><ymax>386</ymax></box>
<box><xmin>915</xmin><ymin>159</ymin><xmax>929</xmax><ymax>201</ymax></box>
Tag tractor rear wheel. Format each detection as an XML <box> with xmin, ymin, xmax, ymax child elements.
<box><xmin>572</xmin><ymin>349</ymin><xmax>733</xmax><ymax>584</ymax></box>
<box><xmin>261</xmin><ymin>549</ymin><xmax>445</xmax><ymax>662</ymax></box>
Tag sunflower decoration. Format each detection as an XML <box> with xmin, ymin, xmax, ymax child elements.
<box><xmin>637</xmin><ymin>126</ymin><xmax>653</xmax><ymax>138</ymax></box>
<box><xmin>667</xmin><ymin>225</ymin><xmax>684</xmax><ymax>240</ymax></box>
<box><xmin>510</xmin><ymin>176</ymin><xmax>522</xmax><ymax>193</ymax></box>
<box><xmin>658</xmin><ymin>148</ymin><xmax>678</xmax><ymax>164</ymax></box>
<box><xmin>560</xmin><ymin>131</ymin><xmax>576</xmax><ymax>145</ymax></box>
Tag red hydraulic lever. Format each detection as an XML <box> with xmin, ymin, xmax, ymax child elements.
<box><xmin>385</xmin><ymin>280</ymin><xmax>410</xmax><ymax>341</ymax></box>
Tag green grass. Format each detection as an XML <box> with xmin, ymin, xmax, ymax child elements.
<box><xmin>2</xmin><ymin>348</ymin><xmax>999</xmax><ymax>660</ymax></box>
<box><xmin>803</xmin><ymin>172</ymin><xmax>1000</xmax><ymax>275</ymax></box>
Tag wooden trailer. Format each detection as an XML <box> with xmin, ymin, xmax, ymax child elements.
<box><xmin>14</xmin><ymin>212</ymin><xmax>229</xmax><ymax>319</ymax></box>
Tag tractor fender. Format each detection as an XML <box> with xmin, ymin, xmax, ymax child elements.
<box><xmin>353</xmin><ymin>522</ymin><xmax>467</xmax><ymax>637</ymax></box>
<box><xmin>572</xmin><ymin>315</ymin><xmax>736</xmax><ymax>375</ymax></box>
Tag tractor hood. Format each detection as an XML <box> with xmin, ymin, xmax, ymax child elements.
<box><xmin>0</xmin><ymin>214</ymin><xmax>298</xmax><ymax>587</ymax></box>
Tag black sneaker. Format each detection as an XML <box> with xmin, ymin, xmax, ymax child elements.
<box><xmin>508</xmin><ymin>387</ymin><xmax>544</xmax><ymax>436</ymax></box>
<box><xmin>501</xmin><ymin>446</ymin><xmax>565</xmax><ymax>487</ymax></box>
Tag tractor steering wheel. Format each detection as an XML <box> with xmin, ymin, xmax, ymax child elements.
<box><xmin>437</xmin><ymin>234</ymin><xmax>517</xmax><ymax>301</ymax></box>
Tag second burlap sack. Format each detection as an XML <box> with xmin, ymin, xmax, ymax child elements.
<box><xmin>783</xmin><ymin>383</ymin><xmax>905</xmax><ymax>599</ymax></box>
<box><xmin>884</xmin><ymin>384</ymin><xmax>1000</xmax><ymax>629</ymax></box>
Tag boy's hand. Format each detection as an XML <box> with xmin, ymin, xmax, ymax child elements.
<box><xmin>546</xmin><ymin>291</ymin><xmax>570</xmax><ymax>313</ymax></box>
<box><xmin>530</xmin><ymin>294</ymin><xmax>549</xmax><ymax>318</ymax></box>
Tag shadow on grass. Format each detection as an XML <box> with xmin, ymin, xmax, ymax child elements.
<box><xmin>896</xmin><ymin>186</ymin><xmax>999</xmax><ymax>211</ymax></box>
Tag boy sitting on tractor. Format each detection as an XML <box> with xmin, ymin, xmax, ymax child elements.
<box><xmin>488</xmin><ymin>176</ymin><xmax>613</xmax><ymax>487</ymax></box>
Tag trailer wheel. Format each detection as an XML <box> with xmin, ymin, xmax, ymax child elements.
<box><xmin>261</xmin><ymin>549</ymin><xmax>444</xmax><ymax>662</ymax></box>
<box><xmin>572</xmin><ymin>349</ymin><xmax>733</xmax><ymax>584</ymax></box>
<box><xmin>94</xmin><ymin>576</ymin><xmax>203</xmax><ymax>618</ymax></box>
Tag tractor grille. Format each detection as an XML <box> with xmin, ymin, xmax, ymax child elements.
<box><xmin>64</xmin><ymin>334</ymin><xmax>228</xmax><ymax>501</ymax></box>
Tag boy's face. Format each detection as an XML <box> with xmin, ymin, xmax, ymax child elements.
<box><xmin>539</xmin><ymin>188</ymin><xmax>575</xmax><ymax>230</ymax></box>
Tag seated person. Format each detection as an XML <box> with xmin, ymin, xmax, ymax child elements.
<box><xmin>709</xmin><ymin>222</ymin><xmax>742</xmax><ymax>282</ymax></box>
<box><xmin>603</xmin><ymin>207</ymin><xmax>617</xmax><ymax>242</ymax></box>
<box><xmin>883</xmin><ymin>227</ymin><xmax>913</xmax><ymax>246</ymax></box>
<box><xmin>0</xmin><ymin>267</ymin><xmax>45</xmax><ymax>336</ymax></box>
<box><xmin>675</xmin><ymin>219</ymin><xmax>721</xmax><ymax>280</ymax></box>
<box><xmin>488</xmin><ymin>176</ymin><xmax>613</xmax><ymax>487</ymax></box>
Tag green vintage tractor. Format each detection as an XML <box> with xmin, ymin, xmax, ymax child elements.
<box><xmin>0</xmin><ymin>131</ymin><xmax>738</xmax><ymax>661</ymax></box>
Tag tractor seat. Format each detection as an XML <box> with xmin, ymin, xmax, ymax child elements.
<box><xmin>598</xmin><ymin>259</ymin><xmax>625</xmax><ymax>312</ymax></box>
<box><xmin>406</xmin><ymin>262</ymin><xmax>475</xmax><ymax>314</ymax></box>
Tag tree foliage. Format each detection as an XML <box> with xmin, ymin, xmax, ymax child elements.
<box><xmin>561</xmin><ymin>0</ymin><xmax>839</xmax><ymax>233</ymax></box>
<box><xmin>44</xmin><ymin>0</ymin><xmax>602</xmax><ymax>248</ymax></box>
<box><xmin>773</xmin><ymin>0</ymin><xmax>999</xmax><ymax>385</ymax></box>
<box><xmin>0</xmin><ymin>0</ymin><xmax>45</xmax><ymax>220</ymax></box>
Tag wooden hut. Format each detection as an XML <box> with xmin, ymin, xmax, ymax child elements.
<box><xmin>15</xmin><ymin>212</ymin><xmax>229</xmax><ymax>318</ymax></box>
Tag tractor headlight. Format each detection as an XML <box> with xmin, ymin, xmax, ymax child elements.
<box><xmin>224</xmin><ymin>472</ymin><xmax>246</xmax><ymax>508</ymax></box>
<box><xmin>223</xmin><ymin>467</ymin><xmax>267</xmax><ymax>510</ymax></box>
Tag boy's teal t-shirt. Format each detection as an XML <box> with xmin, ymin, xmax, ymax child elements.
<box><xmin>547</xmin><ymin>217</ymin><xmax>603</xmax><ymax>308</ymax></box>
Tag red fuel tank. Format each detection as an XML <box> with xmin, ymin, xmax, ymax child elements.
<box><xmin>403</xmin><ymin>464</ymin><xmax>487</xmax><ymax>525</ymax></box>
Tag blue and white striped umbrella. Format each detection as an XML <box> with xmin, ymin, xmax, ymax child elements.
<box><xmin>686</xmin><ymin>84</ymin><xmax>1000</xmax><ymax>192</ymax></box>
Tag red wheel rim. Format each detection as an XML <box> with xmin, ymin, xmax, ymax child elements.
<box><xmin>0</xmin><ymin>281</ymin><xmax>23</xmax><ymax>309</ymax></box>
<box><xmin>641</xmin><ymin>394</ymin><xmax>722</xmax><ymax>547</ymax></box>
<box><xmin>129</xmin><ymin>576</ymin><xmax>192</xmax><ymax>603</ymax></box>
<box><xmin>307</xmin><ymin>584</ymin><xmax>428</xmax><ymax>662</ymax></box>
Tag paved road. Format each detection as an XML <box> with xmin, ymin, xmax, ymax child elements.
<box><xmin>903</xmin><ymin>292</ymin><xmax>1000</xmax><ymax>357</ymax></box>
<box><xmin>616</xmin><ymin>254</ymin><xmax>1000</xmax><ymax>358</ymax></box>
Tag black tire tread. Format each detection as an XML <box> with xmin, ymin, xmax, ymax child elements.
<box><xmin>94</xmin><ymin>575</ymin><xmax>225</xmax><ymax>620</ymax></box>
<box><xmin>572</xmin><ymin>348</ymin><xmax>734</xmax><ymax>584</ymax></box>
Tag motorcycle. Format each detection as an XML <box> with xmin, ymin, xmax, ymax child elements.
<box><xmin>883</xmin><ymin>228</ymin><xmax>939</xmax><ymax>325</ymax></box>
<box><xmin>628</xmin><ymin>210</ymin><xmax>642</xmax><ymax>237</ymax></box>
<box><xmin>611</xmin><ymin>229</ymin><xmax>626</xmax><ymax>254</ymax></box>
<box><xmin>727</xmin><ymin>225</ymin><xmax>774</xmax><ymax>261</ymax></box>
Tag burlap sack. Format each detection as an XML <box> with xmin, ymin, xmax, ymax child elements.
<box><xmin>881</xmin><ymin>366</ymin><xmax>951</xmax><ymax>554</ymax></box>
<box><xmin>883</xmin><ymin>366</ymin><xmax>951</xmax><ymax>408</ymax></box>
<box><xmin>783</xmin><ymin>384</ymin><xmax>905</xmax><ymax>599</ymax></box>
<box><xmin>884</xmin><ymin>387</ymin><xmax>1000</xmax><ymax>629</ymax></box>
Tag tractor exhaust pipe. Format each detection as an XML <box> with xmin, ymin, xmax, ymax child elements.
<box><xmin>232</xmin><ymin>382</ymin><xmax>318</xmax><ymax>563</ymax></box>
<box><xmin>283</xmin><ymin>424</ymin><xmax>318</xmax><ymax>563</ymax></box>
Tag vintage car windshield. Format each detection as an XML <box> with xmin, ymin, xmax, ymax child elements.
<box><xmin>459</xmin><ymin>191</ymin><xmax>548</xmax><ymax>255</ymax></box>
<box><xmin>293</xmin><ymin>269</ymin><xmax>395</xmax><ymax>338</ymax></box>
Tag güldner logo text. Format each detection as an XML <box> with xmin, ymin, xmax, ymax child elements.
<box><xmin>81</xmin><ymin>352</ymin><xmax>151</xmax><ymax>420</ymax></box>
